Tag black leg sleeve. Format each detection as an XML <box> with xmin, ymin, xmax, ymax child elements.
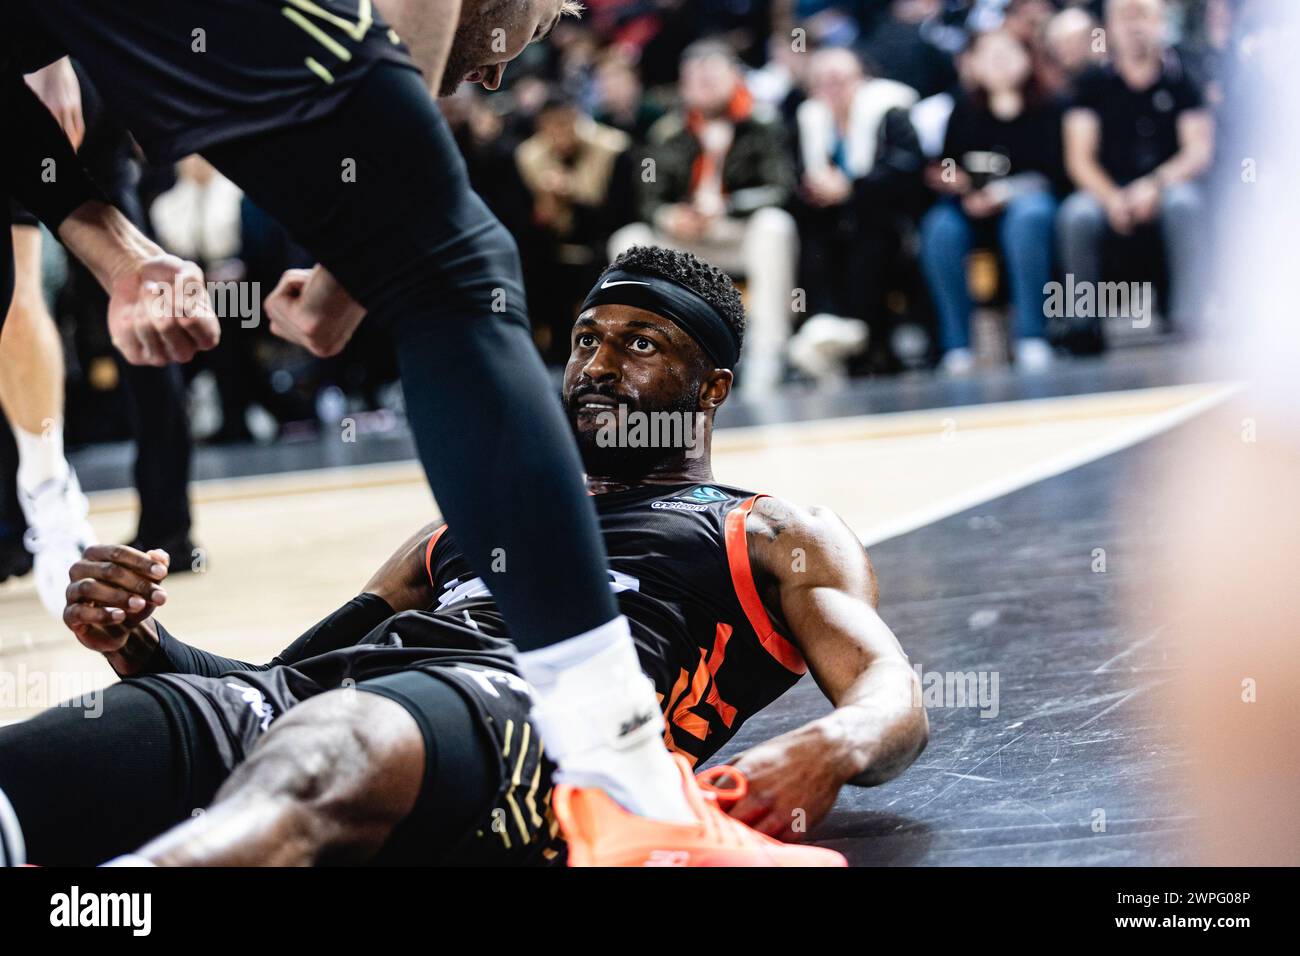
<box><xmin>202</xmin><ymin>63</ymin><xmax>619</xmax><ymax>650</ymax></box>
<box><xmin>0</xmin><ymin>681</ymin><xmax>224</xmax><ymax>865</ymax></box>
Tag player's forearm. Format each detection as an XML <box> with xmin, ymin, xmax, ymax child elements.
<box><xmin>120</xmin><ymin>619</ymin><xmax>267</xmax><ymax>678</ymax></box>
<box><xmin>374</xmin><ymin>0</ymin><xmax>461</xmax><ymax>95</ymax></box>
<box><xmin>362</xmin><ymin>522</ymin><xmax>442</xmax><ymax>613</ymax></box>
<box><xmin>57</xmin><ymin>200</ymin><xmax>165</xmax><ymax>292</ymax></box>
<box><xmin>806</xmin><ymin>658</ymin><xmax>928</xmax><ymax>788</ymax></box>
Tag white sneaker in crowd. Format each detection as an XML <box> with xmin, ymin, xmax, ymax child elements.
<box><xmin>788</xmin><ymin>314</ymin><xmax>869</xmax><ymax>384</ymax></box>
<box><xmin>19</xmin><ymin>469</ymin><xmax>97</xmax><ymax>619</ymax></box>
<box><xmin>938</xmin><ymin>347</ymin><xmax>975</xmax><ymax>376</ymax></box>
<box><xmin>1016</xmin><ymin>337</ymin><xmax>1055</xmax><ymax>373</ymax></box>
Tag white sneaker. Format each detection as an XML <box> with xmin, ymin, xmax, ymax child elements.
<box><xmin>19</xmin><ymin>469</ymin><xmax>97</xmax><ymax>619</ymax></box>
<box><xmin>788</xmin><ymin>314</ymin><xmax>869</xmax><ymax>383</ymax></box>
<box><xmin>1016</xmin><ymin>337</ymin><xmax>1055</xmax><ymax>373</ymax></box>
<box><xmin>939</xmin><ymin>347</ymin><xmax>975</xmax><ymax>376</ymax></box>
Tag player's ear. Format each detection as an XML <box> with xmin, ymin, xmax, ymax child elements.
<box><xmin>700</xmin><ymin>369</ymin><xmax>733</xmax><ymax>409</ymax></box>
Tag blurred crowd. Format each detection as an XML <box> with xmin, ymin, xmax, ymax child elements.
<box><xmin>19</xmin><ymin>0</ymin><xmax>1252</xmax><ymax>450</ymax></box>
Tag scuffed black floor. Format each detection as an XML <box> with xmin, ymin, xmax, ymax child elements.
<box><xmin>708</xmin><ymin>429</ymin><xmax>1195</xmax><ymax>866</ymax></box>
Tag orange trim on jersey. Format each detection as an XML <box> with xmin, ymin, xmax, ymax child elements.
<box><xmin>661</xmin><ymin>667</ymin><xmax>692</xmax><ymax>756</ymax></box>
<box><xmin>666</xmin><ymin>622</ymin><xmax>741</xmax><ymax>746</ymax></box>
<box><xmin>724</xmin><ymin>495</ymin><xmax>807</xmax><ymax>675</ymax></box>
<box><xmin>424</xmin><ymin>525</ymin><xmax>450</xmax><ymax>587</ymax></box>
<box><xmin>671</xmin><ymin>656</ymin><xmax>713</xmax><ymax>742</ymax></box>
<box><xmin>703</xmin><ymin>623</ymin><xmax>738</xmax><ymax>727</ymax></box>
<box><xmin>706</xmin><ymin>620</ymin><xmax>733</xmax><ymax>673</ymax></box>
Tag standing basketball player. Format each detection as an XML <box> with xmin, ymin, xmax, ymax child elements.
<box><xmin>2</xmin><ymin>1</ymin><xmax>730</xmax><ymax>839</ymax></box>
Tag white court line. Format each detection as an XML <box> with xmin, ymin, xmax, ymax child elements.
<box><xmin>857</xmin><ymin>382</ymin><xmax>1239</xmax><ymax>547</ymax></box>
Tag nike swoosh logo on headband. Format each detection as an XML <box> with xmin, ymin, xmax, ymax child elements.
<box><xmin>600</xmin><ymin>279</ymin><xmax>653</xmax><ymax>289</ymax></box>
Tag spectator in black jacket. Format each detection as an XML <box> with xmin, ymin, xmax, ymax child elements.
<box><xmin>787</xmin><ymin>46</ymin><xmax>925</xmax><ymax>380</ymax></box>
<box><xmin>609</xmin><ymin>40</ymin><xmax>797</xmax><ymax>396</ymax></box>
<box><xmin>920</xmin><ymin>28</ymin><xmax>1065</xmax><ymax>374</ymax></box>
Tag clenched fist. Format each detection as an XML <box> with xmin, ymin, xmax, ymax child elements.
<box><xmin>265</xmin><ymin>266</ymin><xmax>366</xmax><ymax>358</ymax></box>
<box><xmin>108</xmin><ymin>255</ymin><xmax>221</xmax><ymax>366</ymax></box>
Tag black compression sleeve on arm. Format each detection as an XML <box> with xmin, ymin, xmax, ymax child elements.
<box><xmin>139</xmin><ymin>621</ymin><xmax>266</xmax><ymax>677</ymax></box>
<box><xmin>268</xmin><ymin>592</ymin><xmax>397</xmax><ymax>666</ymax></box>
<box><xmin>136</xmin><ymin>593</ymin><xmax>397</xmax><ymax>676</ymax></box>
<box><xmin>2</xmin><ymin>67</ymin><xmax>103</xmax><ymax>228</ymax></box>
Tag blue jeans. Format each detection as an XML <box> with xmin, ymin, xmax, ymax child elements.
<box><xmin>921</xmin><ymin>191</ymin><xmax>1058</xmax><ymax>352</ymax></box>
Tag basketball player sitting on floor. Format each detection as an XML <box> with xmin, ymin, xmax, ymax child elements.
<box><xmin>0</xmin><ymin>247</ymin><xmax>927</xmax><ymax>867</ymax></box>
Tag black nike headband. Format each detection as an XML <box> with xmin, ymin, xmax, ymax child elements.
<box><xmin>579</xmin><ymin>268</ymin><xmax>741</xmax><ymax>370</ymax></box>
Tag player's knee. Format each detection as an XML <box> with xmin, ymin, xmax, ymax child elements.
<box><xmin>387</xmin><ymin>215</ymin><xmax>528</xmax><ymax>339</ymax></box>
<box><xmin>228</xmin><ymin>691</ymin><xmax>424</xmax><ymax>861</ymax></box>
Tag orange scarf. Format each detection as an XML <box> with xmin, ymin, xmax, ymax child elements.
<box><xmin>685</xmin><ymin>84</ymin><xmax>754</xmax><ymax>196</ymax></box>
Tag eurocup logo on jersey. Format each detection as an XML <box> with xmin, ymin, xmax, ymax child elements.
<box><xmin>146</xmin><ymin>275</ymin><xmax>261</xmax><ymax>328</ymax></box>
<box><xmin>682</xmin><ymin>486</ymin><xmax>729</xmax><ymax>503</ymax></box>
<box><xmin>652</xmin><ymin>486</ymin><xmax>730</xmax><ymax>513</ymax></box>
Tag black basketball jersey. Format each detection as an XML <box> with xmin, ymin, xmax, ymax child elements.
<box><xmin>10</xmin><ymin>0</ymin><xmax>416</xmax><ymax>161</ymax></box>
<box><xmin>425</xmin><ymin>482</ymin><xmax>809</xmax><ymax>767</ymax></box>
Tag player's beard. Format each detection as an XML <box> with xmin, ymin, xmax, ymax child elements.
<box><xmin>570</xmin><ymin>391</ymin><xmax>707</xmax><ymax>482</ymax></box>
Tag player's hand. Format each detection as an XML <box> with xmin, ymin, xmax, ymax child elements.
<box><xmin>362</xmin><ymin>522</ymin><xmax>443</xmax><ymax>613</ymax></box>
<box><xmin>26</xmin><ymin>57</ymin><xmax>85</xmax><ymax>151</ymax></box>
<box><xmin>265</xmin><ymin>267</ymin><xmax>366</xmax><ymax>358</ymax></box>
<box><xmin>108</xmin><ymin>254</ymin><xmax>221</xmax><ymax>366</ymax></box>
<box><xmin>64</xmin><ymin>545</ymin><xmax>170</xmax><ymax>655</ymax></box>
<box><xmin>724</xmin><ymin>727</ymin><xmax>845</xmax><ymax>840</ymax></box>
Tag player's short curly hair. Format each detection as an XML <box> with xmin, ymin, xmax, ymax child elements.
<box><xmin>602</xmin><ymin>246</ymin><xmax>746</xmax><ymax>359</ymax></box>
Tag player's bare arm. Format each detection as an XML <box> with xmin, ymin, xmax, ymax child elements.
<box><xmin>57</xmin><ymin>201</ymin><xmax>220</xmax><ymax>365</ymax></box>
<box><xmin>25</xmin><ymin>56</ymin><xmax>84</xmax><ymax>150</ymax></box>
<box><xmin>361</xmin><ymin>520</ymin><xmax>443</xmax><ymax>611</ymax></box>
<box><xmin>728</xmin><ymin>495</ymin><xmax>928</xmax><ymax>839</ymax></box>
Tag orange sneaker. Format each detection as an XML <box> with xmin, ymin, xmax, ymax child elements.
<box><xmin>552</xmin><ymin>755</ymin><xmax>847</xmax><ymax>867</ymax></box>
